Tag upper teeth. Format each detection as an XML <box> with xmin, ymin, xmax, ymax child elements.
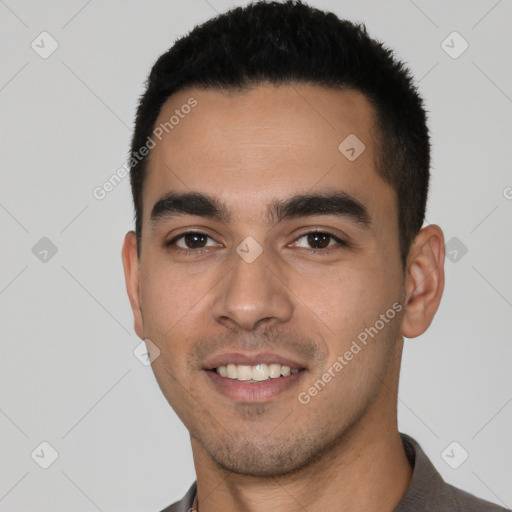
<box><xmin>216</xmin><ymin>363</ymin><xmax>300</xmax><ymax>381</ymax></box>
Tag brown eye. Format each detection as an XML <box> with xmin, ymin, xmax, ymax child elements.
<box><xmin>294</xmin><ymin>231</ymin><xmax>345</xmax><ymax>251</ymax></box>
<box><xmin>167</xmin><ymin>231</ymin><xmax>218</xmax><ymax>252</ymax></box>
<box><xmin>307</xmin><ymin>232</ymin><xmax>331</xmax><ymax>249</ymax></box>
<box><xmin>180</xmin><ymin>233</ymin><xmax>208</xmax><ymax>249</ymax></box>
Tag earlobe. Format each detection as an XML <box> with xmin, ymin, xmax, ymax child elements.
<box><xmin>121</xmin><ymin>231</ymin><xmax>145</xmax><ymax>339</ymax></box>
<box><xmin>400</xmin><ymin>225</ymin><xmax>445</xmax><ymax>339</ymax></box>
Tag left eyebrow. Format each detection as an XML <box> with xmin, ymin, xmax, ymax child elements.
<box><xmin>150</xmin><ymin>190</ymin><xmax>372</xmax><ymax>228</ymax></box>
<box><xmin>269</xmin><ymin>191</ymin><xmax>371</xmax><ymax>228</ymax></box>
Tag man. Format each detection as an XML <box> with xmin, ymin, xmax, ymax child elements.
<box><xmin>122</xmin><ymin>1</ymin><xmax>508</xmax><ymax>511</ymax></box>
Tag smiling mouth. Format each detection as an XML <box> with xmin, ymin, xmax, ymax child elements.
<box><xmin>205</xmin><ymin>361</ymin><xmax>307</xmax><ymax>402</ymax></box>
<box><xmin>213</xmin><ymin>363</ymin><xmax>303</xmax><ymax>382</ymax></box>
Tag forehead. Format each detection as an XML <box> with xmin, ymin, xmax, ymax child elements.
<box><xmin>143</xmin><ymin>84</ymin><xmax>395</xmax><ymax>226</ymax></box>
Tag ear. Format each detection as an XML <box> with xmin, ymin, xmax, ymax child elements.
<box><xmin>400</xmin><ymin>224</ymin><xmax>445</xmax><ymax>338</ymax></box>
<box><xmin>122</xmin><ymin>231</ymin><xmax>144</xmax><ymax>339</ymax></box>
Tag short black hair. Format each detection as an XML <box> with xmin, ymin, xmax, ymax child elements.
<box><xmin>129</xmin><ymin>0</ymin><xmax>430</xmax><ymax>266</ymax></box>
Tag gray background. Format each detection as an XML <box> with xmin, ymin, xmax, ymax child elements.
<box><xmin>1</xmin><ymin>0</ymin><xmax>511</xmax><ymax>510</ymax></box>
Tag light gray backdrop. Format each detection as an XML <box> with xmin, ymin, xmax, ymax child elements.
<box><xmin>1</xmin><ymin>1</ymin><xmax>511</xmax><ymax>510</ymax></box>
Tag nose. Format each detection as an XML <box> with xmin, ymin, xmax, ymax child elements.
<box><xmin>210</xmin><ymin>245</ymin><xmax>294</xmax><ymax>331</ymax></box>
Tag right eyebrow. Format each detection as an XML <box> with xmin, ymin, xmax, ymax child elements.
<box><xmin>150</xmin><ymin>192</ymin><xmax>231</xmax><ymax>224</ymax></box>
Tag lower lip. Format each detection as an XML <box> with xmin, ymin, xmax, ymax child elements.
<box><xmin>205</xmin><ymin>370</ymin><xmax>305</xmax><ymax>402</ymax></box>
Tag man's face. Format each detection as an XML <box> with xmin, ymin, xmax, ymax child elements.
<box><xmin>127</xmin><ymin>84</ymin><xmax>407</xmax><ymax>476</ymax></box>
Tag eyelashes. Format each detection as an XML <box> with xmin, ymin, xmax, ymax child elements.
<box><xmin>165</xmin><ymin>229</ymin><xmax>347</xmax><ymax>256</ymax></box>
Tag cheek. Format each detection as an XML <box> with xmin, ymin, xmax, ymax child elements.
<box><xmin>290</xmin><ymin>264</ymin><xmax>379</xmax><ymax>331</ymax></box>
<box><xmin>290</xmin><ymin>261</ymin><xmax>401</xmax><ymax>367</ymax></box>
<box><xmin>139</xmin><ymin>257</ymin><xmax>214</xmax><ymax>332</ymax></box>
<box><xmin>138</xmin><ymin>264</ymin><xmax>207</xmax><ymax>406</ymax></box>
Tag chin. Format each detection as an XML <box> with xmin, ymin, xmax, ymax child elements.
<box><xmin>201</xmin><ymin>433</ymin><xmax>331</xmax><ymax>478</ymax></box>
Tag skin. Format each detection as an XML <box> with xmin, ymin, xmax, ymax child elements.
<box><xmin>122</xmin><ymin>84</ymin><xmax>445</xmax><ymax>512</ymax></box>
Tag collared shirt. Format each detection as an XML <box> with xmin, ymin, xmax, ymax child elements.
<box><xmin>160</xmin><ymin>432</ymin><xmax>509</xmax><ymax>511</ymax></box>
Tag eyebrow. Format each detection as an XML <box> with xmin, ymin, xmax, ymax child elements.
<box><xmin>150</xmin><ymin>190</ymin><xmax>371</xmax><ymax>228</ymax></box>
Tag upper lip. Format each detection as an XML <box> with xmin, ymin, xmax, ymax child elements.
<box><xmin>203</xmin><ymin>352</ymin><xmax>308</xmax><ymax>371</ymax></box>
